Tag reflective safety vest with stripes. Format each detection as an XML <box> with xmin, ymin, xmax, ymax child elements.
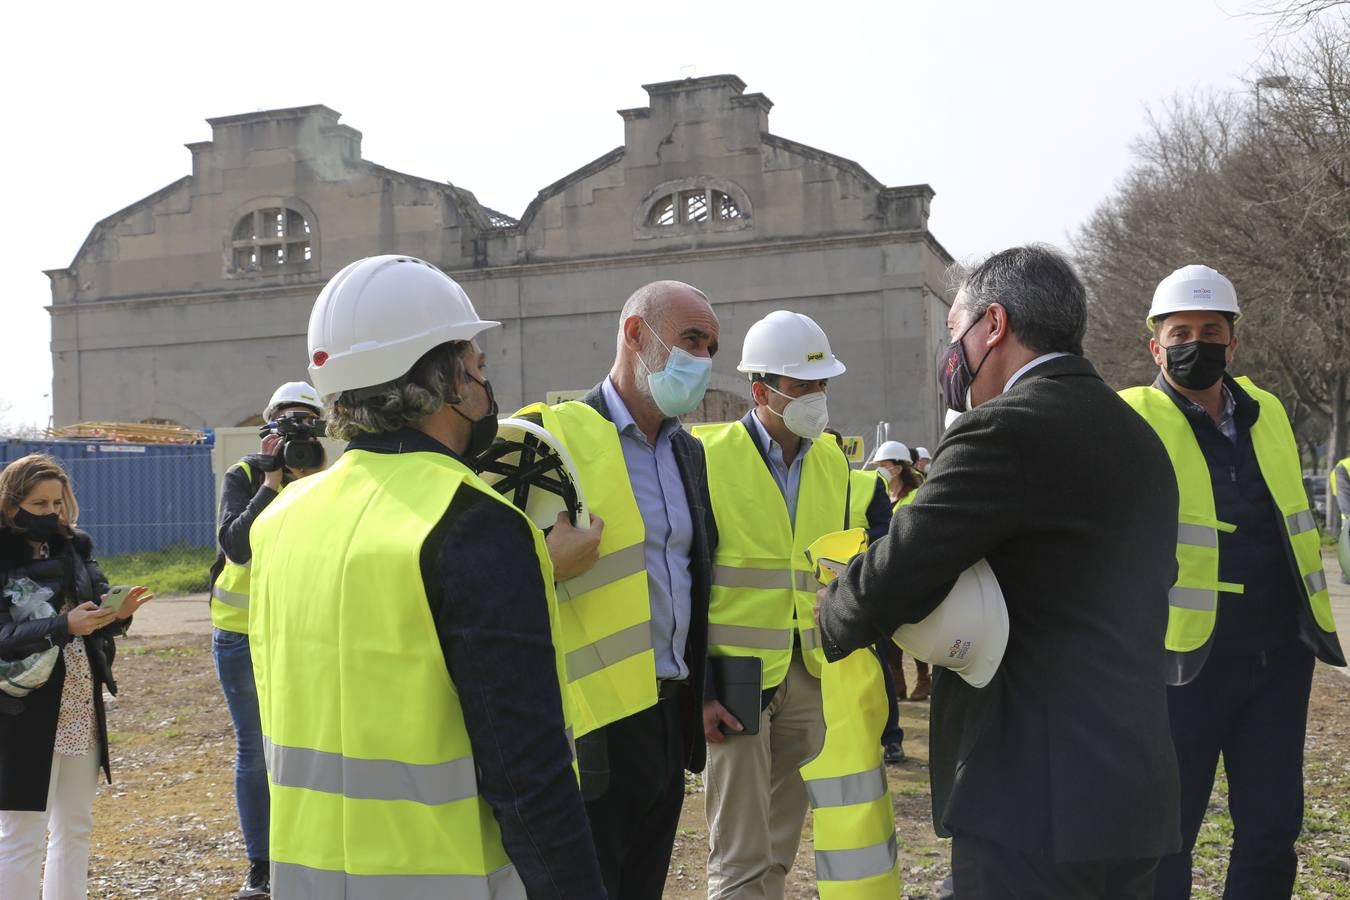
<box><xmin>210</xmin><ymin>459</ymin><xmax>260</xmax><ymax>635</ymax></box>
<box><xmin>1333</xmin><ymin>456</ymin><xmax>1350</xmax><ymax>519</ymax></box>
<box><xmin>847</xmin><ymin>469</ymin><xmax>885</xmax><ymax>530</ymax></box>
<box><xmin>515</xmin><ymin>401</ymin><xmax>657</xmax><ymax>738</ymax></box>
<box><xmin>1120</xmin><ymin>379</ymin><xmax>1338</xmax><ymax>660</ymax></box>
<box><xmin>247</xmin><ymin>447</ymin><xmax>573</xmax><ymax>899</ymax></box>
<box><xmin>801</xmin><ymin>646</ymin><xmax>902</xmax><ymax>898</ymax></box>
<box><xmin>692</xmin><ymin>421</ymin><xmax>850</xmax><ymax>687</ymax></box>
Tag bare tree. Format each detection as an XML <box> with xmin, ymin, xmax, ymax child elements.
<box><xmin>1076</xmin><ymin>19</ymin><xmax>1350</xmax><ymax>533</ymax></box>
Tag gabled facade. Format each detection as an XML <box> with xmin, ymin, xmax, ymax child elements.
<box><xmin>48</xmin><ymin>77</ymin><xmax>953</xmax><ymax>449</ymax></box>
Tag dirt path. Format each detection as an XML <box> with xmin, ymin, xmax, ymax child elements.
<box><xmin>81</xmin><ymin>635</ymin><xmax>1350</xmax><ymax>899</ymax></box>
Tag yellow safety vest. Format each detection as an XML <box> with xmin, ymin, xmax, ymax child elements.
<box><xmin>692</xmin><ymin>420</ymin><xmax>850</xmax><ymax>687</ymax></box>
<box><xmin>514</xmin><ymin>401</ymin><xmax>657</xmax><ymax>737</ymax></box>
<box><xmin>210</xmin><ymin>459</ymin><xmax>260</xmax><ymax>635</ymax></box>
<box><xmin>1120</xmin><ymin>378</ymin><xmax>1338</xmax><ymax>659</ymax></box>
<box><xmin>1333</xmin><ymin>456</ymin><xmax>1350</xmax><ymax>517</ymax></box>
<box><xmin>847</xmin><ymin>469</ymin><xmax>885</xmax><ymax>531</ymax></box>
<box><xmin>248</xmin><ymin>447</ymin><xmax>573</xmax><ymax>898</ymax></box>
<box><xmin>800</xmin><ymin>528</ymin><xmax>901</xmax><ymax>898</ymax></box>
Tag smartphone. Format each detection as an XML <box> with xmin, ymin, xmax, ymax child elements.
<box><xmin>103</xmin><ymin>585</ymin><xmax>133</xmax><ymax>613</ymax></box>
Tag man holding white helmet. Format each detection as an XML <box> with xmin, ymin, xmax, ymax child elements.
<box><xmin>693</xmin><ymin>310</ymin><xmax>874</xmax><ymax>898</ymax></box>
<box><xmin>208</xmin><ymin>380</ymin><xmax>324</xmax><ymax>899</ymax></box>
<box><xmin>1120</xmin><ymin>264</ymin><xmax>1344</xmax><ymax>899</ymax></box>
<box><xmin>246</xmin><ymin>256</ymin><xmax>606</xmax><ymax>897</ymax></box>
<box><xmin>818</xmin><ymin>246</ymin><xmax>1183</xmax><ymax>898</ymax></box>
<box><xmin>508</xmin><ymin>280</ymin><xmax>720</xmax><ymax>899</ymax></box>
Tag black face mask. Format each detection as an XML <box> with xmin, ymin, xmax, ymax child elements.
<box><xmin>1165</xmin><ymin>340</ymin><xmax>1229</xmax><ymax>391</ymax></box>
<box><xmin>937</xmin><ymin>316</ymin><xmax>991</xmax><ymax>414</ymax></box>
<box><xmin>452</xmin><ymin>374</ymin><xmax>500</xmax><ymax>460</ymax></box>
<box><xmin>14</xmin><ymin>509</ymin><xmax>63</xmax><ymax>542</ymax></box>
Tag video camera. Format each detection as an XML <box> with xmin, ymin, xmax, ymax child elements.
<box><xmin>258</xmin><ymin>410</ymin><xmax>327</xmax><ymax>471</ymax></box>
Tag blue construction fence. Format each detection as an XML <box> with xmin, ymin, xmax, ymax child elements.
<box><xmin>0</xmin><ymin>439</ymin><xmax>216</xmax><ymax>556</ymax></box>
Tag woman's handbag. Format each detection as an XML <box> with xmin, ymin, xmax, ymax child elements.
<box><xmin>0</xmin><ymin>577</ymin><xmax>61</xmax><ymax>698</ymax></box>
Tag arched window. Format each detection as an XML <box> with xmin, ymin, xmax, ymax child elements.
<box><xmin>231</xmin><ymin>206</ymin><xmax>315</xmax><ymax>272</ymax></box>
<box><xmin>636</xmin><ymin>178</ymin><xmax>752</xmax><ymax>238</ymax></box>
<box><xmin>646</xmin><ymin>188</ymin><xmax>744</xmax><ymax>227</ymax></box>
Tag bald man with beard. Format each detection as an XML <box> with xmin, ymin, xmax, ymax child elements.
<box><xmin>515</xmin><ymin>281</ymin><xmax>721</xmax><ymax>899</ymax></box>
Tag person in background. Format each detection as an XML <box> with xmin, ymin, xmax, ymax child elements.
<box><xmin>1121</xmin><ymin>265</ymin><xmax>1345</xmax><ymax>899</ymax></box>
<box><xmin>915</xmin><ymin>447</ymin><xmax>932</xmax><ymax>476</ymax></box>
<box><xmin>871</xmin><ymin>441</ymin><xmax>931</xmax><ymax>701</ymax></box>
<box><xmin>208</xmin><ymin>381</ymin><xmax>325</xmax><ymax>899</ymax></box>
<box><xmin>0</xmin><ymin>453</ymin><xmax>153</xmax><ymax>899</ymax></box>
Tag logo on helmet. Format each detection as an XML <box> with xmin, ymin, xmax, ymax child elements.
<box><xmin>806</xmin><ymin>352</ymin><xmax>824</xmax><ymax>362</ymax></box>
<box><xmin>312</xmin><ymin>350</ymin><xmax>329</xmax><ymax>367</ymax></box>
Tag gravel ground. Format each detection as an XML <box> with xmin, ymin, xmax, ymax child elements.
<box><xmin>82</xmin><ymin>638</ymin><xmax>1347</xmax><ymax>899</ymax></box>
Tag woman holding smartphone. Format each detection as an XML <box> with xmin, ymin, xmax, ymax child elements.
<box><xmin>0</xmin><ymin>453</ymin><xmax>152</xmax><ymax>898</ymax></box>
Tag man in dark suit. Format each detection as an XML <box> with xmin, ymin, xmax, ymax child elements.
<box><xmin>521</xmin><ymin>280</ymin><xmax>718</xmax><ymax>899</ymax></box>
<box><xmin>816</xmin><ymin>245</ymin><xmax>1182</xmax><ymax>898</ymax></box>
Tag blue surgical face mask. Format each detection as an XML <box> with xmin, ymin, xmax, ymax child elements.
<box><xmin>639</xmin><ymin>318</ymin><xmax>713</xmax><ymax>417</ymax></box>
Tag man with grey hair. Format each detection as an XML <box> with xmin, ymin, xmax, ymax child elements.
<box><xmin>816</xmin><ymin>245</ymin><xmax>1183</xmax><ymax>897</ymax></box>
<box><xmin>513</xmin><ymin>280</ymin><xmax>720</xmax><ymax>899</ymax></box>
<box><xmin>248</xmin><ymin>255</ymin><xmax>606</xmax><ymax>897</ymax></box>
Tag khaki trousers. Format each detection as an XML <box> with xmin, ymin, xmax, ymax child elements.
<box><xmin>705</xmin><ymin>653</ymin><xmax>826</xmax><ymax>899</ymax></box>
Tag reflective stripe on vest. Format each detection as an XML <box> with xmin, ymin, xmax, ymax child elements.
<box><xmin>272</xmin><ymin>860</ymin><xmax>526</xmax><ymax>900</ymax></box>
<box><xmin>1121</xmin><ymin>380</ymin><xmax>1339</xmax><ymax>653</ymax></box>
<box><xmin>800</xmin><ymin>645</ymin><xmax>901</xmax><ymax>898</ymax></box>
<box><xmin>693</xmin><ymin>420</ymin><xmax>850</xmax><ymax>688</ymax></box>
<box><xmin>516</xmin><ymin>401</ymin><xmax>657</xmax><ymax>737</ymax></box>
<box><xmin>248</xmin><ymin>448</ymin><xmax>573</xmax><ymax>886</ymax></box>
<box><xmin>263</xmin><ymin>738</ymin><xmax>479</xmax><ymax>805</ymax></box>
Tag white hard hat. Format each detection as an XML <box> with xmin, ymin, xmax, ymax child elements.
<box><xmin>916</xmin><ymin>447</ymin><xmax>932</xmax><ymax>461</ymax></box>
<box><xmin>474</xmin><ymin>417</ymin><xmax>590</xmax><ymax>531</ymax></box>
<box><xmin>892</xmin><ymin>559</ymin><xmax>1008</xmax><ymax>688</ymax></box>
<box><xmin>873</xmin><ymin>441</ymin><xmax>910</xmax><ymax>464</ymax></box>
<box><xmin>737</xmin><ymin>310</ymin><xmax>846</xmax><ymax>381</ymax></box>
<box><xmin>306</xmin><ymin>255</ymin><xmax>500</xmax><ymax>397</ymax></box>
<box><xmin>264</xmin><ymin>381</ymin><xmax>322</xmax><ymax>421</ymax></box>
<box><xmin>1146</xmin><ymin>265</ymin><xmax>1241</xmax><ymax>330</ymax></box>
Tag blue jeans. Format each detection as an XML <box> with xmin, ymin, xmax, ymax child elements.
<box><xmin>212</xmin><ymin>628</ymin><xmax>269</xmax><ymax>863</ymax></box>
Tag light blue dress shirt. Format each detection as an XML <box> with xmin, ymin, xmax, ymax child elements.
<box><xmin>601</xmin><ymin>378</ymin><xmax>693</xmax><ymax>681</ymax></box>
<box><xmin>748</xmin><ymin>411</ymin><xmax>810</xmax><ymax>526</ymax></box>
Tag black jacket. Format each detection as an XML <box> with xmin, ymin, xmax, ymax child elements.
<box><xmin>0</xmin><ymin>528</ymin><xmax>128</xmax><ymax>810</ymax></box>
<box><xmin>209</xmin><ymin>454</ymin><xmax>281</xmax><ymax>587</ymax></box>
<box><xmin>819</xmin><ymin>355</ymin><xmax>1183</xmax><ymax>863</ymax></box>
<box><xmin>570</xmin><ymin>384</ymin><xmax>716</xmax><ymax>775</ymax></box>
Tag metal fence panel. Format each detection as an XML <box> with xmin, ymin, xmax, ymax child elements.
<box><xmin>0</xmin><ymin>439</ymin><xmax>216</xmax><ymax>556</ymax></box>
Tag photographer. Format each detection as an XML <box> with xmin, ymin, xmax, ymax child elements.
<box><xmin>208</xmin><ymin>381</ymin><xmax>325</xmax><ymax>900</ymax></box>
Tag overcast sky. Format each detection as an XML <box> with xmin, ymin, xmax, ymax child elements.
<box><xmin>0</xmin><ymin>0</ymin><xmax>1280</xmax><ymax>428</ymax></box>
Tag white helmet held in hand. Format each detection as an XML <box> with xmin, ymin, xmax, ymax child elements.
<box><xmin>737</xmin><ymin>310</ymin><xmax>846</xmax><ymax>381</ymax></box>
<box><xmin>474</xmin><ymin>417</ymin><xmax>590</xmax><ymax>531</ymax></box>
<box><xmin>1147</xmin><ymin>265</ymin><xmax>1241</xmax><ymax>330</ymax></box>
<box><xmin>307</xmin><ymin>255</ymin><xmax>500</xmax><ymax>397</ymax></box>
<box><xmin>892</xmin><ymin>559</ymin><xmax>1008</xmax><ymax>688</ymax></box>
<box><xmin>264</xmin><ymin>382</ymin><xmax>322</xmax><ymax>420</ymax></box>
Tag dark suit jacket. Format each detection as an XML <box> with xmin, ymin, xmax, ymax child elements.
<box><xmin>573</xmin><ymin>383</ymin><xmax>716</xmax><ymax>774</ymax></box>
<box><xmin>819</xmin><ymin>355</ymin><xmax>1182</xmax><ymax>863</ymax></box>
